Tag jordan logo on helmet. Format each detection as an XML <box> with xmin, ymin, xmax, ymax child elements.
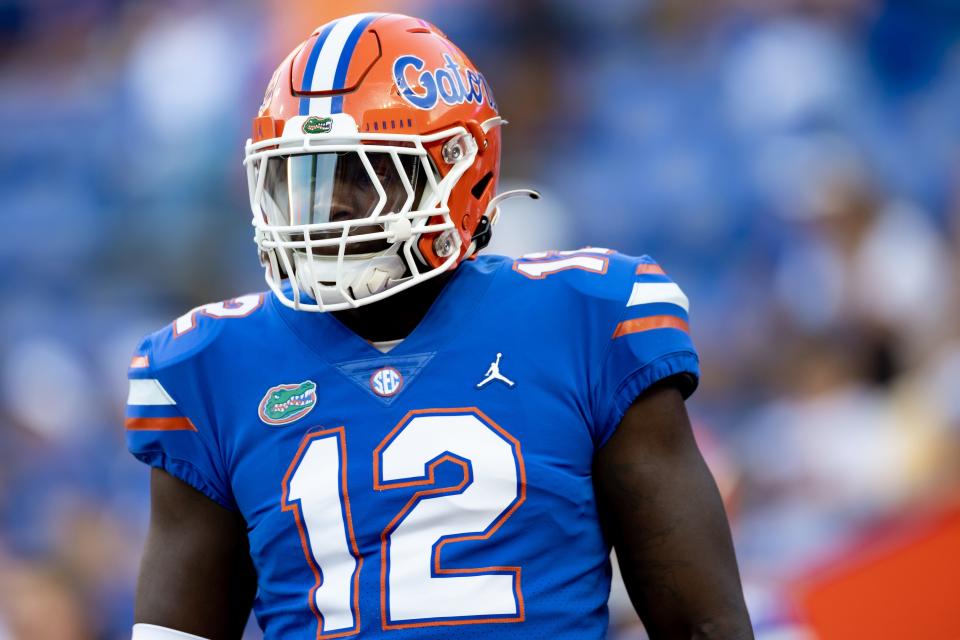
<box><xmin>393</xmin><ymin>54</ymin><xmax>496</xmax><ymax>111</ymax></box>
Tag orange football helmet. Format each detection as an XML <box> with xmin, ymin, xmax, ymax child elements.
<box><xmin>245</xmin><ymin>12</ymin><xmax>535</xmax><ymax>312</ymax></box>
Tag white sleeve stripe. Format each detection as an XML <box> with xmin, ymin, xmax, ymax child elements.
<box><xmin>305</xmin><ymin>13</ymin><xmax>380</xmax><ymax>114</ymax></box>
<box><xmin>132</xmin><ymin>623</ymin><xmax>210</xmax><ymax>640</ymax></box>
<box><xmin>127</xmin><ymin>379</ymin><xmax>176</xmax><ymax>406</ymax></box>
<box><xmin>626</xmin><ymin>282</ymin><xmax>690</xmax><ymax>311</ymax></box>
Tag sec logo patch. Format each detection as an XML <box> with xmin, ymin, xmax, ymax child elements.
<box><xmin>370</xmin><ymin>367</ymin><xmax>403</xmax><ymax>398</ymax></box>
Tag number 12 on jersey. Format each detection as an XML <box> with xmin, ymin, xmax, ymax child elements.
<box><xmin>282</xmin><ymin>408</ymin><xmax>526</xmax><ymax>636</ymax></box>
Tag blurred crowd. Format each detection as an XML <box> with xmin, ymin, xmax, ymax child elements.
<box><xmin>1</xmin><ymin>0</ymin><xmax>959</xmax><ymax>638</ymax></box>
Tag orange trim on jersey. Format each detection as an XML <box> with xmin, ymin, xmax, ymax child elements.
<box><xmin>613</xmin><ymin>315</ymin><xmax>689</xmax><ymax>339</ymax></box>
<box><xmin>124</xmin><ymin>417</ymin><xmax>197</xmax><ymax>432</ymax></box>
<box><xmin>373</xmin><ymin>407</ymin><xmax>526</xmax><ymax>630</ymax></box>
<box><xmin>281</xmin><ymin>427</ymin><xmax>363</xmax><ymax>639</ymax></box>
<box><xmin>635</xmin><ymin>263</ymin><xmax>665</xmax><ymax>276</ymax></box>
<box><xmin>129</xmin><ymin>355</ymin><xmax>150</xmax><ymax>369</ymax></box>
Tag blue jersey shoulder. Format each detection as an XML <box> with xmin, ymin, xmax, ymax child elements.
<box><xmin>124</xmin><ymin>292</ymin><xmax>270</xmax><ymax>511</ymax></box>
<box><xmin>497</xmin><ymin>248</ymin><xmax>681</xmax><ymax>309</ymax></box>
<box><xmin>480</xmin><ymin>249</ymin><xmax>697</xmax><ymax>445</ymax></box>
<box><xmin>130</xmin><ymin>292</ymin><xmax>269</xmax><ymax>372</ymax></box>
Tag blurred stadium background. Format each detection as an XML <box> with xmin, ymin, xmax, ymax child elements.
<box><xmin>2</xmin><ymin>0</ymin><xmax>959</xmax><ymax>638</ymax></box>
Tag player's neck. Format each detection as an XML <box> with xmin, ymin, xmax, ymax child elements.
<box><xmin>331</xmin><ymin>271</ymin><xmax>455</xmax><ymax>343</ymax></box>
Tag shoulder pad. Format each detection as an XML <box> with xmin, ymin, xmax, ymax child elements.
<box><xmin>131</xmin><ymin>293</ymin><xmax>267</xmax><ymax>370</ymax></box>
<box><xmin>510</xmin><ymin>248</ymin><xmax>671</xmax><ymax>302</ymax></box>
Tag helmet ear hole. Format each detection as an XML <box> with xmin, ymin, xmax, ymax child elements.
<box><xmin>471</xmin><ymin>171</ymin><xmax>494</xmax><ymax>200</ymax></box>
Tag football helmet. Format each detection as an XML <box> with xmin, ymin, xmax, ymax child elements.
<box><xmin>245</xmin><ymin>13</ymin><xmax>534</xmax><ymax>312</ymax></box>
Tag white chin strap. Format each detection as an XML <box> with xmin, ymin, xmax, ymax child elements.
<box><xmin>293</xmin><ymin>252</ymin><xmax>408</xmax><ymax>308</ymax></box>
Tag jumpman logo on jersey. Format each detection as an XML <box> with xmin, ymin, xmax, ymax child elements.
<box><xmin>476</xmin><ymin>352</ymin><xmax>515</xmax><ymax>389</ymax></box>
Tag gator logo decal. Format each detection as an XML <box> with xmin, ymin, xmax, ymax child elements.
<box><xmin>259</xmin><ymin>381</ymin><xmax>317</xmax><ymax>425</ymax></box>
<box><xmin>302</xmin><ymin>116</ymin><xmax>333</xmax><ymax>134</ymax></box>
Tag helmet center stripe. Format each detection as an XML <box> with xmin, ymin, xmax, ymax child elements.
<box><xmin>301</xmin><ymin>13</ymin><xmax>385</xmax><ymax>116</ymax></box>
<box><xmin>331</xmin><ymin>13</ymin><xmax>384</xmax><ymax>113</ymax></box>
<box><xmin>299</xmin><ymin>22</ymin><xmax>336</xmax><ymax>115</ymax></box>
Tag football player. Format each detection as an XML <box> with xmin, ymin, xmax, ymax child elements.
<box><xmin>126</xmin><ymin>13</ymin><xmax>753</xmax><ymax>640</ymax></box>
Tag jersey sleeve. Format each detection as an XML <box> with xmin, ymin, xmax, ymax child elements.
<box><xmin>125</xmin><ymin>333</ymin><xmax>236</xmax><ymax>510</ymax></box>
<box><xmin>590</xmin><ymin>255</ymin><xmax>700</xmax><ymax>447</ymax></box>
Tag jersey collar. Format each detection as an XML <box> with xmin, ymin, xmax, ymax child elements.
<box><xmin>270</xmin><ymin>259</ymin><xmax>498</xmax><ymax>361</ymax></box>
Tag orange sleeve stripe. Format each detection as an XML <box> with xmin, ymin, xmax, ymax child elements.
<box><xmin>613</xmin><ymin>315</ymin><xmax>689</xmax><ymax>339</ymax></box>
<box><xmin>125</xmin><ymin>417</ymin><xmax>197</xmax><ymax>432</ymax></box>
<box><xmin>129</xmin><ymin>355</ymin><xmax>150</xmax><ymax>369</ymax></box>
<box><xmin>635</xmin><ymin>263</ymin><xmax>666</xmax><ymax>276</ymax></box>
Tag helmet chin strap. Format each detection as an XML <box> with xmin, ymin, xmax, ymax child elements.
<box><xmin>294</xmin><ymin>252</ymin><xmax>408</xmax><ymax>309</ymax></box>
<box><xmin>350</xmin><ymin>256</ymin><xmax>408</xmax><ymax>300</ymax></box>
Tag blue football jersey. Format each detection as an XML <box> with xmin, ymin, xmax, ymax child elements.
<box><xmin>125</xmin><ymin>250</ymin><xmax>699</xmax><ymax>639</ymax></box>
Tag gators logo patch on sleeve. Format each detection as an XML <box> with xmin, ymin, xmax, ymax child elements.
<box><xmin>259</xmin><ymin>381</ymin><xmax>317</xmax><ymax>425</ymax></box>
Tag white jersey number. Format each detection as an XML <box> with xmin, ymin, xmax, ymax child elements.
<box><xmin>282</xmin><ymin>428</ymin><xmax>362</xmax><ymax>636</ymax></box>
<box><xmin>284</xmin><ymin>409</ymin><xmax>525</xmax><ymax>636</ymax></box>
<box><xmin>513</xmin><ymin>248</ymin><xmax>611</xmax><ymax>279</ymax></box>
<box><xmin>173</xmin><ymin>294</ymin><xmax>264</xmax><ymax>337</ymax></box>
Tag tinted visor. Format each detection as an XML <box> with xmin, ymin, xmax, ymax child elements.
<box><xmin>261</xmin><ymin>151</ymin><xmax>423</xmax><ymax>224</ymax></box>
